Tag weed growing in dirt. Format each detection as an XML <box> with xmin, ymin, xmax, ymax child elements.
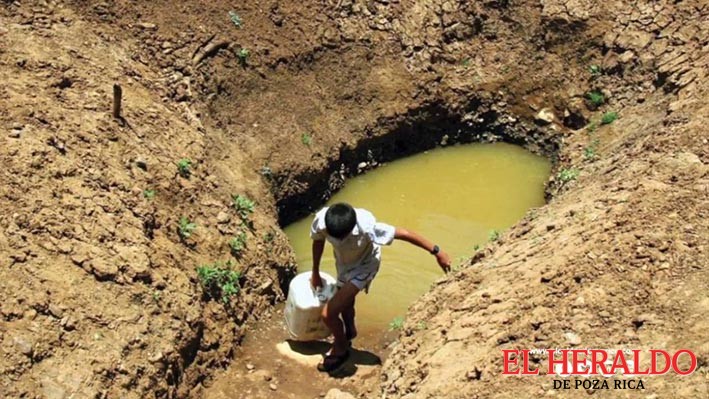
<box><xmin>584</xmin><ymin>139</ymin><xmax>600</xmax><ymax>160</ymax></box>
<box><xmin>232</xmin><ymin>194</ymin><xmax>255</xmax><ymax>220</ymax></box>
<box><xmin>586</xmin><ymin>91</ymin><xmax>605</xmax><ymax>107</ymax></box>
<box><xmin>416</xmin><ymin>321</ymin><xmax>427</xmax><ymax>330</ymax></box>
<box><xmin>237</xmin><ymin>48</ymin><xmax>250</xmax><ymax>66</ymax></box>
<box><xmin>152</xmin><ymin>291</ymin><xmax>161</xmax><ymax>302</ymax></box>
<box><xmin>488</xmin><ymin>230</ymin><xmax>500</xmax><ymax>242</ymax></box>
<box><xmin>389</xmin><ymin>316</ymin><xmax>405</xmax><ymax>331</ymax></box>
<box><xmin>143</xmin><ymin>189</ymin><xmax>156</xmax><ymax>199</ymax></box>
<box><xmin>589</xmin><ymin>64</ymin><xmax>602</xmax><ymax>76</ymax></box>
<box><xmin>196</xmin><ymin>261</ymin><xmax>240</xmax><ymax>303</ymax></box>
<box><xmin>557</xmin><ymin>168</ymin><xmax>580</xmax><ymax>182</ymax></box>
<box><xmin>229</xmin><ymin>232</ymin><xmax>247</xmax><ymax>257</ymax></box>
<box><xmin>178</xmin><ymin>217</ymin><xmax>197</xmax><ymax>240</ymax></box>
<box><xmin>460</xmin><ymin>58</ymin><xmax>471</xmax><ymax>68</ymax></box>
<box><xmin>586</xmin><ymin>121</ymin><xmax>598</xmax><ymax>133</ymax></box>
<box><xmin>301</xmin><ymin>133</ymin><xmax>312</xmax><ymax>146</ymax></box>
<box><xmin>228</xmin><ymin>11</ymin><xmax>242</xmax><ymax>28</ymax></box>
<box><xmin>473</xmin><ymin>244</ymin><xmax>482</xmax><ymax>251</ymax></box>
<box><xmin>177</xmin><ymin>158</ymin><xmax>192</xmax><ymax>178</ymax></box>
<box><xmin>601</xmin><ymin>111</ymin><xmax>618</xmax><ymax>125</ymax></box>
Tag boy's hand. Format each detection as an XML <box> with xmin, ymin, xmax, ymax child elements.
<box><xmin>436</xmin><ymin>251</ymin><xmax>452</xmax><ymax>273</ymax></box>
<box><xmin>311</xmin><ymin>271</ymin><xmax>323</xmax><ymax>289</ymax></box>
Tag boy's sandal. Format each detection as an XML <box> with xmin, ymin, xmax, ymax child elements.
<box><xmin>317</xmin><ymin>350</ymin><xmax>350</xmax><ymax>372</ymax></box>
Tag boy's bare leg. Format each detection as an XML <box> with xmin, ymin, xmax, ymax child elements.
<box><xmin>321</xmin><ymin>282</ymin><xmax>359</xmax><ymax>356</ymax></box>
<box><xmin>342</xmin><ymin>297</ymin><xmax>356</xmax><ymax>341</ymax></box>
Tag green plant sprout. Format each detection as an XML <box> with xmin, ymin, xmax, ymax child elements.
<box><xmin>601</xmin><ymin>111</ymin><xmax>618</xmax><ymax>125</ymax></box>
<box><xmin>488</xmin><ymin>230</ymin><xmax>500</xmax><ymax>242</ymax></box>
<box><xmin>196</xmin><ymin>261</ymin><xmax>241</xmax><ymax>303</ymax></box>
<box><xmin>301</xmin><ymin>133</ymin><xmax>312</xmax><ymax>146</ymax></box>
<box><xmin>237</xmin><ymin>48</ymin><xmax>250</xmax><ymax>65</ymax></box>
<box><xmin>228</xmin><ymin>11</ymin><xmax>242</xmax><ymax>28</ymax></box>
<box><xmin>389</xmin><ymin>316</ymin><xmax>405</xmax><ymax>331</ymax></box>
<box><xmin>178</xmin><ymin>217</ymin><xmax>197</xmax><ymax>240</ymax></box>
<box><xmin>586</xmin><ymin>91</ymin><xmax>605</xmax><ymax>107</ymax></box>
<box><xmin>584</xmin><ymin>138</ymin><xmax>600</xmax><ymax>160</ymax></box>
<box><xmin>177</xmin><ymin>158</ymin><xmax>192</xmax><ymax>178</ymax></box>
<box><xmin>232</xmin><ymin>194</ymin><xmax>255</xmax><ymax>220</ymax></box>
<box><xmin>143</xmin><ymin>189</ymin><xmax>156</xmax><ymax>199</ymax></box>
<box><xmin>229</xmin><ymin>232</ymin><xmax>248</xmax><ymax>257</ymax></box>
<box><xmin>557</xmin><ymin>168</ymin><xmax>580</xmax><ymax>183</ymax></box>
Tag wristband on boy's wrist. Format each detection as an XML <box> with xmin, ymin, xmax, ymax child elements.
<box><xmin>430</xmin><ymin>244</ymin><xmax>440</xmax><ymax>255</ymax></box>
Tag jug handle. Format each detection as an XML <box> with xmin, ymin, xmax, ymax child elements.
<box><xmin>314</xmin><ymin>284</ymin><xmax>329</xmax><ymax>302</ymax></box>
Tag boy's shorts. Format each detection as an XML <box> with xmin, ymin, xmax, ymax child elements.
<box><xmin>337</xmin><ymin>263</ymin><xmax>379</xmax><ymax>293</ymax></box>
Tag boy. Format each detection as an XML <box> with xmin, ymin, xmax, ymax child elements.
<box><xmin>310</xmin><ymin>202</ymin><xmax>451</xmax><ymax>372</ymax></box>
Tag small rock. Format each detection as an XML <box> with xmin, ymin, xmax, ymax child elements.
<box><xmin>534</xmin><ymin>108</ymin><xmax>555</xmax><ymax>125</ymax></box>
<box><xmin>149</xmin><ymin>351</ymin><xmax>164</xmax><ymax>363</ymax></box>
<box><xmin>88</xmin><ymin>258</ymin><xmax>118</xmax><ymax>280</ymax></box>
<box><xmin>269</xmin><ymin>383</ymin><xmax>277</xmax><ymax>391</ymax></box>
<box><xmin>216</xmin><ymin>211</ymin><xmax>230</xmax><ymax>224</ymax></box>
<box><xmin>48</xmin><ymin>304</ymin><xmax>64</xmax><ymax>318</ymax></box>
<box><xmin>357</xmin><ymin>162</ymin><xmax>368</xmax><ymax>170</ymax></box>
<box><xmin>246</xmin><ymin>363</ymin><xmax>255</xmax><ymax>370</ymax></box>
<box><xmin>619</xmin><ymin>50</ymin><xmax>635</xmax><ymax>63</ymax></box>
<box><xmin>573</xmin><ymin>296</ymin><xmax>585</xmax><ymax>307</ymax></box>
<box><xmin>61</xmin><ymin>316</ymin><xmax>76</xmax><ymax>331</ymax></box>
<box><xmin>24</xmin><ymin>308</ymin><xmax>37</xmax><ymax>320</ymax></box>
<box><xmin>564</xmin><ymin>332</ymin><xmax>581</xmax><ymax>346</ymax></box>
<box><xmin>136</xmin><ymin>22</ymin><xmax>157</xmax><ymax>30</ymax></box>
<box><xmin>13</xmin><ymin>336</ymin><xmax>33</xmax><ymax>356</ymax></box>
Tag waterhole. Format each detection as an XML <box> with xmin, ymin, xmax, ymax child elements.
<box><xmin>283</xmin><ymin>142</ymin><xmax>550</xmax><ymax>334</ymax></box>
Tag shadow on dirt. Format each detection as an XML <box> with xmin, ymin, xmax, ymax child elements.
<box><xmin>285</xmin><ymin>339</ymin><xmax>382</xmax><ymax>378</ymax></box>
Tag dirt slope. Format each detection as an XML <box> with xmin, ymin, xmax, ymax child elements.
<box><xmin>378</xmin><ymin>1</ymin><xmax>709</xmax><ymax>398</ymax></box>
<box><xmin>1</xmin><ymin>0</ymin><xmax>706</xmax><ymax>398</ymax></box>
<box><xmin>0</xmin><ymin>3</ymin><xmax>295</xmax><ymax>397</ymax></box>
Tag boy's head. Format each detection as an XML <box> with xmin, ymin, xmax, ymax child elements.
<box><xmin>325</xmin><ymin>203</ymin><xmax>356</xmax><ymax>239</ymax></box>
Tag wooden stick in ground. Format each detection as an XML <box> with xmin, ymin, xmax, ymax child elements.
<box><xmin>113</xmin><ymin>83</ymin><xmax>122</xmax><ymax>119</ymax></box>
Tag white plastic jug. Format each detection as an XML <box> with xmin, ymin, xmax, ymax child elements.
<box><xmin>284</xmin><ymin>272</ymin><xmax>337</xmax><ymax>341</ymax></box>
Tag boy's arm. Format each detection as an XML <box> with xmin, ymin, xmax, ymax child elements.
<box><xmin>311</xmin><ymin>239</ymin><xmax>325</xmax><ymax>288</ymax></box>
<box><xmin>394</xmin><ymin>227</ymin><xmax>451</xmax><ymax>273</ymax></box>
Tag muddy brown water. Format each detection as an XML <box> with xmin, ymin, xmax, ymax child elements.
<box><xmin>284</xmin><ymin>142</ymin><xmax>551</xmax><ymax>334</ymax></box>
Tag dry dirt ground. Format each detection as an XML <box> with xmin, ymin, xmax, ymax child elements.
<box><xmin>1</xmin><ymin>0</ymin><xmax>707</xmax><ymax>398</ymax></box>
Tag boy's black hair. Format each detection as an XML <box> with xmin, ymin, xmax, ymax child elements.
<box><xmin>325</xmin><ymin>203</ymin><xmax>356</xmax><ymax>239</ymax></box>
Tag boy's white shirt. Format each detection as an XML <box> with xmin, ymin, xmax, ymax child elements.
<box><xmin>310</xmin><ymin>207</ymin><xmax>396</xmax><ymax>274</ymax></box>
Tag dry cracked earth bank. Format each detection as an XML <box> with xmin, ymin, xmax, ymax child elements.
<box><xmin>1</xmin><ymin>0</ymin><xmax>707</xmax><ymax>398</ymax></box>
